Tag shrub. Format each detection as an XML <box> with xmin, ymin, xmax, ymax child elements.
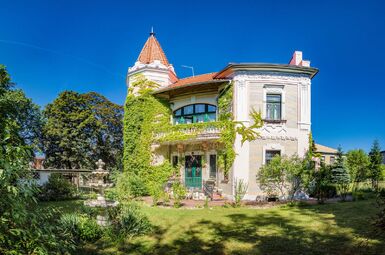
<box><xmin>60</xmin><ymin>213</ymin><xmax>102</xmax><ymax>242</ymax></box>
<box><xmin>144</xmin><ymin>161</ymin><xmax>174</xmax><ymax>206</ymax></box>
<box><xmin>234</xmin><ymin>178</ymin><xmax>248</xmax><ymax>207</ymax></box>
<box><xmin>352</xmin><ymin>191</ymin><xmax>366</xmax><ymax>201</ymax></box>
<box><xmin>39</xmin><ymin>173</ymin><xmax>76</xmax><ymax>201</ymax></box>
<box><xmin>0</xmin><ymin>147</ymin><xmax>75</xmax><ymax>254</ymax></box>
<box><xmin>309</xmin><ymin>164</ymin><xmax>335</xmax><ymax>203</ymax></box>
<box><xmin>258</xmin><ymin>155</ymin><xmax>303</xmax><ymax>200</ymax></box>
<box><xmin>172</xmin><ymin>181</ymin><xmax>186</xmax><ymax>208</ymax></box>
<box><xmin>375</xmin><ymin>189</ymin><xmax>385</xmax><ymax>230</ymax></box>
<box><xmin>115</xmin><ymin>172</ymin><xmax>148</xmax><ymax>201</ymax></box>
<box><xmin>79</xmin><ymin>217</ymin><xmax>103</xmax><ymax>241</ymax></box>
<box><xmin>108</xmin><ymin>202</ymin><xmax>152</xmax><ymax>240</ymax></box>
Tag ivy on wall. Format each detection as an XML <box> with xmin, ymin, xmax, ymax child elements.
<box><xmin>217</xmin><ymin>82</ymin><xmax>263</xmax><ymax>178</ymax></box>
<box><xmin>123</xmin><ymin>77</ymin><xmax>262</xmax><ymax>184</ymax></box>
<box><xmin>123</xmin><ymin>75</ymin><xmax>171</xmax><ymax>174</ymax></box>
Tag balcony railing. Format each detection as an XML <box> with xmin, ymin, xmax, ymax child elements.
<box><xmin>154</xmin><ymin>122</ymin><xmax>223</xmax><ymax>143</ymax></box>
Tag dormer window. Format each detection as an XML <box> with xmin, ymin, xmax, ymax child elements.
<box><xmin>173</xmin><ymin>104</ymin><xmax>217</xmax><ymax>124</ymax></box>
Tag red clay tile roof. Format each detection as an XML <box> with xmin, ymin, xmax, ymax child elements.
<box><xmin>168</xmin><ymin>72</ymin><xmax>218</xmax><ymax>88</ymax></box>
<box><xmin>137</xmin><ymin>34</ymin><xmax>169</xmax><ymax>66</ymax></box>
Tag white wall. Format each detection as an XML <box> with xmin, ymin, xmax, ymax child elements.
<box><xmin>231</xmin><ymin>71</ymin><xmax>312</xmax><ymax>200</ymax></box>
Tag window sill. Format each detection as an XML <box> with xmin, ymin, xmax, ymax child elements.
<box><xmin>263</xmin><ymin>119</ymin><xmax>287</xmax><ymax>124</ymax></box>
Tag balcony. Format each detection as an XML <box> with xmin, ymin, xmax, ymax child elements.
<box><xmin>154</xmin><ymin>122</ymin><xmax>223</xmax><ymax>144</ymax></box>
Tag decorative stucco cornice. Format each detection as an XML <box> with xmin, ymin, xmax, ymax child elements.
<box><xmin>128</xmin><ymin>60</ymin><xmax>170</xmax><ymax>74</ymax></box>
<box><xmin>215</xmin><ymin>63</ymin><xmax>318</xmax><ymax>79</ymax></box>
<box><xmin>232</xmin><ymin>71</ymin><xmax>311</xmax><ymax>85</ymax></box>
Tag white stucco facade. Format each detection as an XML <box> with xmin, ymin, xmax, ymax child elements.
<box><xmin>126</xmin><ymin>32</ymin><xmax>318</xmax><ymax>200</ymax></box>
<box><xmin>230</xmin><ymin>71</ymin><xmax>313</xmax><ymax>200</ymax></box>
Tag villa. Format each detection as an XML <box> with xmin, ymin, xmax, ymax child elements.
<box><xmin>126</xmin><ymin>31</ymin><xmax>318</xmax><ymax>200</ymax></box>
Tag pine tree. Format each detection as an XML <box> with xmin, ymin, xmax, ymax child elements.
<box><xmin>332</xmin><ymin>166</ymin><xmax>350</xmax><ymax>201</ymax></box>
<box><xmin>369</xmin><ymin>140</ymin><xmax>382</xmax><ymax>190</ymax></box>
<box><xmin>330</xmin><ymin>145</ymin><xmax>350</xmax><ymax>201</ymax></box>
<box><xmin>335</xmin><ymin>145</ymin><xmax>344</xmax><ymax>167</ymax></box>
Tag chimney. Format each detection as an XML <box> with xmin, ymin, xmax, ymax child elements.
<box><xmin>289</xmin><ymin>51</ymin><xmax>311</xmax><ymax>67</ymax></box>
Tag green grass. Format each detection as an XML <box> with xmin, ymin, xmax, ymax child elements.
<box><xmin>40</xmin><ymin>199</ymin><xmax>385</xmax><ymax>255</ymax></box>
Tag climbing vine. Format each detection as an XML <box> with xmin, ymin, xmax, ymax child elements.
<box><xmin>217</xmin><ymin>83</ymin><xmax>236</xmax><ymax>178</ymax></box>
<box><xmin>123</xmin><ymin>75</ymin><xmax>170</xmax><ymax>174</ymax></box>
<box><xmin>217</xmin><ymin>82</ymin><xmax>263</xmax><ymax>178</ymax></box>
<box><xmin>123</xmin><ymin>77</ymin><xmax>262</xmax><ymax>186</ymax></box>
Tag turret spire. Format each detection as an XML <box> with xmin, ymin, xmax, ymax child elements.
<box><xmin>137</xmin><ymin>31</ymin><xmax>169</xmax><ymax>66</ymax></box>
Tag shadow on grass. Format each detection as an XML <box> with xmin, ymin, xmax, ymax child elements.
<box><xmin>79</xmin><ymin>200</ymin><xmax>385</xmax><ymax>255</ymax></box>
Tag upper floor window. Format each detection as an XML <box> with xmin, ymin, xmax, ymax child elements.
<box><xmin>265</xmin><ymin>150</ymin><xmax>280</xmax><ymax>164</ymax></box>
<box><xmin>173</xmin><ymin>104</ymin><xmax>216</xmax><ymax>124</ymax></box>
<box><xmin>266</xmin><ymin>94</ymin><xmax>281</xmax><ymax>120</ymax></box>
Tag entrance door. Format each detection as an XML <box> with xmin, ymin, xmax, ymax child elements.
<box><xmin>185</xmin><ymin>155</ymin><xmax>202</xmax><ymax>189</ymax></box>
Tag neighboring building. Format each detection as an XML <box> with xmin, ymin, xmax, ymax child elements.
<box><xmin>315</xmin><ymin>144</ymin><xmax>338</xmax><ymax>165</ymax></box>
<box><xmin>126</xmin><ymin>31</ymin><xmax>318</xmax><ymax>200</ymax></box>
<box><xmin>30</xmin><ymin>156</ymin><xmax>92</xmax><ymax>187</ymax></box>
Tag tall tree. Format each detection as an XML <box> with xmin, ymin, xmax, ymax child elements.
<box><xmin>83</xmin><ymin>92</ymin><xmax>124</xmax><ymax>169</ymax></box>
<box><xmin>335</xmin><ymin>145</ymin><xmax>344</xmax><ymax>167</ymax></box>
<box><xmin>0</xmin><ymin>65</ymin><xmax>43</xmax><ymax>154</ymax></box>
<box><xmin>346</xmin><ymin>149</ymin><xmax>369</xmax><ymax>190</ymax></box>
<box><xmin>369</xmin><ymin>140</ymin><xmax>382</xmax><ymax>190</ymax></box>
<box><xmin>43</xmin><ymin>91</ymin><xmax>123</xmax><ymax>170</ymax></box>
<box><xmin>0</xmin><ymin>65</ymin><xmax>74</xmax><ymax>254</ymax></box>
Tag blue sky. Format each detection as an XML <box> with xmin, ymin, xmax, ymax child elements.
<box><xmin>0</xmin><ymin>0</ymin><xmax>384</xmax><ymax>152</ymax></box>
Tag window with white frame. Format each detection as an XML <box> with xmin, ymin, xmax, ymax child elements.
<box><xmin>266</xmin><ymin>94</ymin><xmax>282</xmax><ymax>120</ymax></box>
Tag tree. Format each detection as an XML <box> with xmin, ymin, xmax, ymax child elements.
<box><xmin>332</xmin><ymin>166</ymin><xmax>350</xmax><ymax>201</ymax></box>
<box><xmin>369</xmin><ymin>140</ymin><xmax>382</xmax><ymax>190</ymax></box>
<box><xmin>346</xmin><ymin>149</ymin><xmax>369</xmax><ymax>190</ymax></box>
<box><xmin>335</xmin><ymin>145</ymin><xmax>344</xmax><ymax>167</ymax></box>
<box><xmin>43</xmin><ymin>91</ymin><xmax>123</xmax><ymax>170</ymax></box>
<box><xmin>0</xmin><ymin>66</ymin><xmax>74</xmax><ymax>254</ymax></box>
<box><xmin>302</xmin><ymin>132</ymin><xmax>319</xmax><ymax>189</ymax></box>
<box><xmin>258</xmin><ymin>155</ymin><xmax>304</xmax><ymax>200</ymax></box>
<box><xmin>0</xmin><ymin>65</ymin><xmax>43</xmax><ymax>154</ymax></box>
<box><xmin>83</xmin><ymin>92</ymin><xmax>124</xmax><ymax>170</ymax></box>
<box><xmin>311</xmin><ymin>164</ymin><xmax>334</xmax><ymax>203</ymax></box>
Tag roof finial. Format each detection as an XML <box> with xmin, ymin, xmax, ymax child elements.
<box><xmin>150</xmin><ymin>26</ymin><xmax>155</xmax><ymax>36</ymax></box>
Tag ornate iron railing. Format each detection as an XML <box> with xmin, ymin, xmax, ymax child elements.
<box><xmin>154</xmin><ymin>123</ymin><xmax>223</xmax><ymax>143</ymax></box>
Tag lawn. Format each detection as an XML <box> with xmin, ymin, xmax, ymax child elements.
<box><xmin>41</xmin><ymin>199</ymin><xmax>385</xmax><ymax>255</ymax></box>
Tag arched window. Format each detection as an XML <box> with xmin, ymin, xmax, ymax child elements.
<box><xmin>173</xmin><ymin>104</ymin><xmax>217</xmax><ymax>124</ymax></box>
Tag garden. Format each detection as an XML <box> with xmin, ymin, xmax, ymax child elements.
<box><xmin>1</xmin><ymin>65</ymin><xmax>385</xmax><ymax>255</ymax></box>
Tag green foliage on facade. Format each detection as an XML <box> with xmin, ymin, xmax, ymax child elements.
<box><xmin>217</xmin><ymin>83</ymin><xmax>236</xmax><ymax>178</ymax></box>
<box><xmin>154</xmin><ymin>121</ymin><xmax>224</xmax><ymax>143</ymax></box>
<box><xmin>123</xmin><ymin>77</ymin><xmax>262</xmax><ymax>192</ymax></box>
<box><xmin>123</xmin><ymin>79</ymin><xmax>170</xmax><ymax>174</ymax></box>
<box><xmin>217</xmin><ymin>82</ymin><xmax>263</xmax><ymax>177</ymax></box>
<box><xmin>122</xmin><ymin>75</ymin><xmax>172</xmax><ymax>202</ymax></box>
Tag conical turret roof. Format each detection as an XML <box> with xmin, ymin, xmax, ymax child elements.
<box><xmin>137</xmin><ymin>31</ymin><xmax>170</xmax><ymax>66</ymax></box>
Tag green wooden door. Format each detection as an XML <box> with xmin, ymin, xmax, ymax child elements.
<box><xmin>185</xmin><ymin>155</ymin><xmax>202</xmax><ymax>189</ymax></box>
